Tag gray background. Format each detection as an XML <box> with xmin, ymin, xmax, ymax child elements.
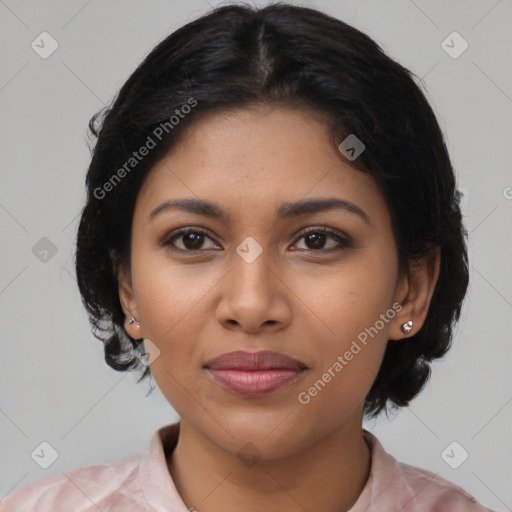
<box><xmin>0</xmin><ymin>0</ymin><xmax>511</xmax><ymax>509</ymax></box>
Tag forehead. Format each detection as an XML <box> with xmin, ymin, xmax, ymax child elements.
<box><xmin>135</xmin><ymin>105</ymin><xmax>389</xmax><ymax>227</ymax></box>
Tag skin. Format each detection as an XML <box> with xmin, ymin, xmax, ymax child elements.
<box><xmin>118</xmin><ymin>105</ymin><xmax>440</xmax><ymax>512</ymax></box>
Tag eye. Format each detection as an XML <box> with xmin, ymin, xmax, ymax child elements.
<box><xmin>291</xmin><ymin>227</ymin><xmax>352</xmax><ymax>252</ymax></box>
<box><xmin>161</xmin><ymin>226</ymin><xmax>352</xmax><ymax>253</ymax></box>
<box><xmin>162</xmin><ymin>228</ymin><xmax>220</xmax><ymax>252</ymax></box>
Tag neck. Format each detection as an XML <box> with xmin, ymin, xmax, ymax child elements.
<box><xmin>167</xmin><ymin>412</ymin><xmax>371</xmax><ymax>512</ymax></box>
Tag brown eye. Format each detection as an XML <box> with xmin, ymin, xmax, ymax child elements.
<box><xmin>292</xmin><ymin>228</ymin><xmax>352</xmax><ymax>252</ymax></box>
<box><xmin>163</xmin><ymin>229</ymin><xmax>219</xmax><ymax>252</ymax></box>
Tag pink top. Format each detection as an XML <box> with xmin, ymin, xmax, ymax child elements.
<box><xmin>0</xmin><ymin>423</ymin><xmax>495</xmax><ymax>511</ymax></box>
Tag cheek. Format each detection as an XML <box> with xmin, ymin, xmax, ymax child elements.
<box><xmin>134</xmin><ymin>264</ymin><xmax>211</xmax><ymax>410</ymax></box>
<box><xmin>300</xmin><ymin>251</ymin><xmax>397</xmax><ymax>344</ymax></box>
<box><xmin>132</xmin><ymin>242</ymin><xmax>217</xmax><ymax>336</ymax></box>
<box><xmin>297</xmin><ymin>250</ymin><xmax>397</xmax><ymax>396</ymax></box>
<box><xmin>129</xmin><ymin>252</ymin><xmax>206</xmax><ymax>371</ymax></box>
<box><xmin>296</xmin><ymin>285</ymin><xmax>393</xmax><ymax>428</ymax></box>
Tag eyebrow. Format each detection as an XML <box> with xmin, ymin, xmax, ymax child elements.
<box><xmin>148</xmin><ymin>197</ymin><xmax>371</xmax><ymax>225</ymax></box>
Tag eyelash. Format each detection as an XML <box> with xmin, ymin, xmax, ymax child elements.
<box><xmin>161</xmin><ymin>227</ymin><xmax>352</xmax><ymax>253</ymax></box>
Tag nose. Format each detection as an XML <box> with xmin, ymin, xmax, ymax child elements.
<box><xmin>215</xmin><ymin>247</ymin><xmax>292</xmax><ymax>334</ymax></box>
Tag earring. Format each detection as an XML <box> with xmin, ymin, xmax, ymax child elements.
<box><xmin>400</xmin><ymin>320</ymin><xmax>413</xmax><ymax>335</ymax></box>
<box><xmin>126</xmin><ymin>317</ymin><xmax>140</xmax><ymax>329</ymax></box>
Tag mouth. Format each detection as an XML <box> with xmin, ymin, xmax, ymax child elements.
<box><xmin>203</xmin><ymin>350</ymin><xmax>308</xmax><ymax>397</ymax></box>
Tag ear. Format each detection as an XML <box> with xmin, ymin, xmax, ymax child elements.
<box><xmin>110</xmin><ymin>249</ymin><xmax>142</xmax><ymax>340</ymax></box>
<box><xmin>389</xmin><ymin>245</ymin><xmax>441</xmax><ymax>340</ymax></box>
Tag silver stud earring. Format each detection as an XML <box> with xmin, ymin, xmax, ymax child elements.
<box><xmin>126</xmin><ymin>317</ymin><xmax>140</xmax><ymax>329</ymax></box>
<box><xmin>400</xmin><ymin>320</ymin><xmax>413</xmax><ymax>335</ymax></box>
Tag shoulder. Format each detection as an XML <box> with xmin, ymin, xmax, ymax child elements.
<box><xmin>397</xmin><ymin>461</ymin><xmax>496</xmax><ymax>511</ymax></box>
<box><xmin>361</xmin><ymin>430</ymin><xmax>496</xmax><ymax>512</ymax></box>
<box><xmin>0</xmin><ymin>453</ymin><xmax>149</xmax><ymax>512</ymax></box>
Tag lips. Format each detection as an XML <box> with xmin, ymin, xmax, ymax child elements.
<box><xmin>204</xmin><ymin>350</ymin><xmax>308</xmax><ymax>396</ymax></box>
<box><xmin>204</xmin><ymin>350</ymin><xmax>307</xmax><ymax>371</ymax></box>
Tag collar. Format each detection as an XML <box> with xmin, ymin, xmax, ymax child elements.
<box><xmin>138</xmin><ymin>422</ymin><xmax>397</xmax><ymax>511</ymax></box>
<box><xmin>139</xmin><ymin>422</ymin><xmax>187</xmax><ymax>511</ymax></box>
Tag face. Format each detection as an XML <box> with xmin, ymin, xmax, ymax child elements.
<box><xmin>119</xmin><ymin>105</ymin><xmax>431</xmax><ymax>459</ymax></box>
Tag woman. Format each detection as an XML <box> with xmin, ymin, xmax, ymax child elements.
<box><xmin>1</xmin><ymin>3</ymin><xmax>496</xmax><ymax>511</ymax></box>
